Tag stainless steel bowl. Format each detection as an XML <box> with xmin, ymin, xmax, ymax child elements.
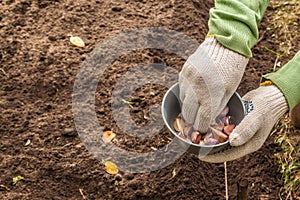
<box><xmin>161</xmin><ymin>83</ymin><xmax>249</xmax><ymax>156</ymax></box>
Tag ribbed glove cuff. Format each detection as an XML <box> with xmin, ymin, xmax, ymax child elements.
<box><xmin>261</xmin><ymin>85</ymin><xmax>288</xmax><ymax>120</ymax></box>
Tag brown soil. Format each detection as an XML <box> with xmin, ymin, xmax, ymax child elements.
<box><xmin>0</xmin><ymin>0</ymin><xmax>296</xmax><ymax>199</ymax></box>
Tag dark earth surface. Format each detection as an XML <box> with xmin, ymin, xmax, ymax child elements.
<box><xmin>1</xmin><ymin>0</ymin><xmax>298</xmax><ymax>199</ymax></box>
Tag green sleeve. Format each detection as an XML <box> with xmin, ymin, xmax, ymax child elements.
<box><xmin>208</xmin><ymin>0</ymin><xmax>269</xmax><ymax>57</ymax></box>
<box><xmin>262</xmin><ymin>51</ymin><xmax>300</xmax><ymax>111</ymax></box>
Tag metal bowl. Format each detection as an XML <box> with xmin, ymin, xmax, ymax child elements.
<box><xmin>161</xmin><ymin>83</ymin><xmax>248</xmax><ymax>156</ymax></box>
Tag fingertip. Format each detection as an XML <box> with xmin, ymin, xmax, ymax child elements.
<box><xmin>228</xmin><ymin>118</ymin><xmax>259</xmax><ymax>146</ymax></box>
<box><xmin>194</xmin><ymin>106</ymin><xmax>211</xmax><ymax>133</ymax></box>
<box><xmin>228</xmin><ymin>131</ymin><xmax>241</xmax><ymax>146</ymax></box>
<box><xmin>181</xmin><ymin>98</ymin><xmax>198</xmax><ymax>125</ymax></box>
<box><xmin>194</xmin><ymin>119</ymin><xmax>210</xmax><ymax>133</ymax></box>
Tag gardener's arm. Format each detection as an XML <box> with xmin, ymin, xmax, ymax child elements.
<box><xmin>262</xmin><ymin>51</ymin><xmax>300</xmax><ymax>111</ymax></box>
<box><xmin>179</xmin><ymin>0</ymin><xmax>269</xmax><ymax>132</ymax></box>
<box><xmin>192</xmin><ymin>0</ymin><xmax>300</xmax><ymax>163</ymax></box>
<box><xmin>208</xmin><ymin>0</ymin><xmax>269</xmax><ymax>57</ymax></box>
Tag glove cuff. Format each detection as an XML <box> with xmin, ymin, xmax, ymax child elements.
<box><xmin>262</xmin><ymin>85</ymin><xmax>288</xmax><ymax>119</ymax></box>
<box><xmin>200</xmin><ymin>37</ymin><xmax>248</xmax><ymax>65</ymax></box>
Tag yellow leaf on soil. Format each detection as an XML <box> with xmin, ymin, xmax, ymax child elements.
<box><xmin>102</xmin><ymin>130</ymin><xmax>116</xmax><ymax>143</ymax></box>
<box><xmin>104</xmin><ymin>161</ymin><xmax>118</xmax><ymax>174</ymax></box>
<box><xmin>70</xmin><ymin>36</ymin><xmax>85</xmax><ymax>47</ymax></box>
<box><xmin>12</xmin><ymin>175</ymin><xmax>24</xmax><ymax>185</ymax></box>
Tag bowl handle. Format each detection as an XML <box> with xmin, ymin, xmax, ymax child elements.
<box><xmin>242</xmin><ymin>100</ymin><xmax>254</xmax><ymax>115</ymax></box>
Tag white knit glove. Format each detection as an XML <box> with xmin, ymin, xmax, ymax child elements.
<box><xmin>199</xmin><ymin>85</ymin><xmax>288</xmax><ymax>163</ymax></box>
<box><xmin>179</xmin><ymin>38</ymin><xmax>249</xmax><ymax>133</ymax></box>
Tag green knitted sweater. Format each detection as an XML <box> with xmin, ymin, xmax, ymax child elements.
<box><xmin>208</xmin><ymin>0</ymin><xmax>300</xmax><ymax>110</ymax></box>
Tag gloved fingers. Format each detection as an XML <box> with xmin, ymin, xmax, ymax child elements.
<box><xmin>229</xmin><ymin>110</ymin><xmax>262</xmax><ymax>146</ymax></box>
<box><xmin>180</xmin><ymin>82</ymin><xmax>213</xmax><ymax>133</ymax></box>
<box><xmin>178</xmin><ymin>73</ymin><xmax>189</xmax><ymax>104</ymax></box>
<box><xmin>179</xmin><ymin>60</ymin><xmax>211</xmax><ymax>131</ymax></box>
<box><xmin>179</xmin><ymin>81</ymin><xmax>223</xmax><ymax>133</ymax></box>
<box><xmin>199</xmin><ymin>144</ymin><xmax>247</xmax><ymax>163</ymax></box>
<box><xmin>199</xmin><ymin>126</ymin><xmax>268</xmax><ymax>163</ymax></box>
<box><xmin>194</xmin><ymin>103</ymin><xmax>212</xmax><ymax>133</ymax></box>
<box><xmin>181</xmin><ymin>92</ymin><xmax>219</xmax><ymax>133</ymax></box>
<box><xmin>181</xmin><ymin>92</ymin><xmax>199</xmax><ymax>126</ymax></box>
<box><xmin>178</xmin><ymin>63</ymin><xmax>195</xmax><ymax>106</ymax></box>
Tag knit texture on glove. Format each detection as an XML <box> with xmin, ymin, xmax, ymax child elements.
<box><xmin>199</xmin><ymin>85</ymin><xmax>288</xmax><ymax>163</ymax></box>
<box><xmin>179</xmin><ymin>38</ymin><xmax>248</xmax><ymax>132</ymax></box>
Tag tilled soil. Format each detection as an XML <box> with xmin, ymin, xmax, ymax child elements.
<box><xmin>0</xmin><ymin>0</ymin><xmax>296</xmax><ymax>199</ymax></box>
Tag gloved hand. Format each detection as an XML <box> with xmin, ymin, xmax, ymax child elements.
<box><xmin>179</xmin><ymin>37</ymin><xmax>249</xmax><ymax>133</ymax></box>
<box><xmin>199</xmin><ymin>85</ymin><xmax>288</xmax><ymax>163</ymax></box>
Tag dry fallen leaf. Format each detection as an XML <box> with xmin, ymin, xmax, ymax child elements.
<box><xmin>70</xmin><ymin>36</ymin><xmax>85</xmax><ymax>47</ymax></box>
<box><xmin>104</xmin><ymin>161</ymin><xmax>118</xmax><ymax>174</ymax></box>
<box><xmin>102</xmin><ymin>130</ymin><xmax>116</xmax><ymax>143</ymax></box>
<box><xmin>12</xmin><ymin>176</ymin><xmax>24</xmax><ymax>185</ymax></box>
<box><xmin>172</xmin><ymin>168</ymin><xmax>177</xmax><ymax>178</ymax></box>
<box><xmin>0</xmin><ymin>184</ymin><xmax>9</xmax><ymax>191</ymax></box>
<box><xmin>24</xmin><ymin>139</ymin><xmax>31</xmax><ymax>146</ymax></box>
